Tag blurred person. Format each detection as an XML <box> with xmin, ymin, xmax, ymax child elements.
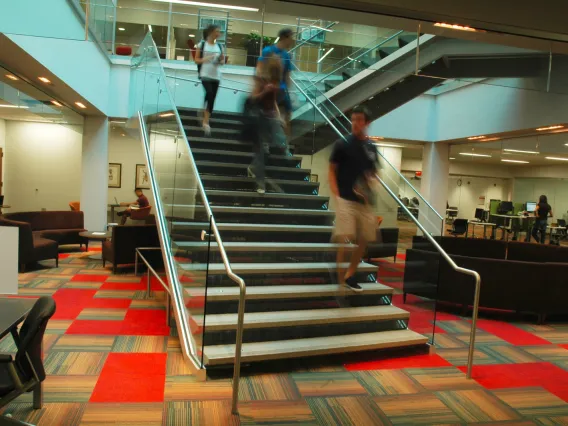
<box><xmin>329</xmin><ymin>106</ymin><xmax>378</xmax><ymax>292</ymax></box>
<box><xmin>532</xmin><ymin>194</ymin><xmax>553</xmax><ymax>244</ymax></box>
<box><xmin>257</xmin><ymin>28</ymin><xmax>294</xmax><ymax>136</ymax></box>
<box><xmin>245</xmin><ymin>54</ymin><xmax>283</xmax><ymax>194</ymax></box>
<box><xmin>117</xmin><ymin>188</ymin><xmax>149</xmax><ymax>225</ymax></box>
<box><xmin>195</xmin><ymin>24</ymin><xmax>225</xmax><ymax>135</ymax></box>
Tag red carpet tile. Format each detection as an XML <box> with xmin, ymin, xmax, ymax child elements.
<box><xmin>51</xmin><ymin>289</ymin><xmax>97</xmax><ymax>320</ymax></box>
<box><xmin>86</xmin><ymin>298</ymin><xmax>132</xmax><ymax>309</ymax></box>
<box><xmin>66</xmin><ymin>310</ymin><xmax>170</xmax><ymax>336</ymax></box>
<box><xmin>90</xmin><ymin>353</ymin><xmax>167</xmax><ymax>403</ymax></box>
<box><xmin>460</xmin><ymin>362</ymin><xmax>568</xmax><ymax>402</ymax></box>
<box><xmin>377</xmin><ymin>269</ymin><xmax>403</xmax><ymax>278</ymax></box>
<box><xmin>58</xmin><ymin>253</ymin><xmax>71</xmax><ymax>259</ymax></box>
<box><xmin>66</xmin><ymin>319</ymin><xmax>125</xmax><ymax>335</ymax></box>
<box><xmin>396</xmin><ymin>253</ymin><xmax>406</xmax><ymax>260</ymax></box>
<box><xmin>345</xmin><ymin>353</ymin><xmax>451</xmax><ymax>371</ymax></box>
<box><xmin>69</xmin><ymin>274</ymin><xmax>109</xmax><ymax>282</ymax></box>
<box><xmin>475</xmin><ymin>319</ymin><xmax>552</xmax><ymax>345</ymax></box>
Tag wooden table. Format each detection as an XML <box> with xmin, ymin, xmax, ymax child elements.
<box><xmin>0</xmin><ymin>298</ymin><xmax>42</xmax><ymax>408</ymax></box>
<box><xmin>79</xmin><ymin>231</ymin><xmax>111</xmax><ymax>260</ymax></box>
<box><xmin>466</xmin><ymin>222</ymin><xmax>497</xmax><ymax>239</ymax></box>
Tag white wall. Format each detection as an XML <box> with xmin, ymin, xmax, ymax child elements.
<box><xmin>3</xmin><ymin>122</ymin><xmax>83</xmax><ymax>212</ymax></box>
<box><xmin>0</xmin><ymin>119</ymin><xmax>5</xmax><ymax>192</ymax></box>
<box><xmin>513</xmin><ymin>178</ymin><xmax>568</xmax><ymax>221</ymax></box>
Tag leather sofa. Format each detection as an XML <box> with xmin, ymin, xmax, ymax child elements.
<box><xmin>403</xmin><ymin>237</ymin><xmax>568</xmax><ymax>321</ymax></box>
<box><xmin>102</xmin><ymin>225</ymin><xmax>162</xmax><ymax>274</ymax></box>
<box><xmin>366</xmin><ymin>227</ymin><xmax>400</xmax><ymax>263</ymax></box>
<box><xmin>0</xmin><ymin>216</ymin><xmax>58</xmax><ymax>272</ymax></box>
<box><xmin>2</xmin><ymin>211</ymin><xmax>86</xmax><ymax>248</ymax></box>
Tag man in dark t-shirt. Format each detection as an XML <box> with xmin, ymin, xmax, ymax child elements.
<box><xmin>118</xmin><ymin>188</ymin><xmax>149</xmax><ymax>225</ymax></box>
<box><xmin>329</xmin><ymin>106</ymin><xmax>378</xmax><ymax>293</ymax></box>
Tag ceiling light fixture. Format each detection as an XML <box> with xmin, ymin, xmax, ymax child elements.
<box><xmin>5</xmin><ymin>74</ymin><xmax>19</xmax><ymax>81</ymax></box>
<box><xmin>503</xmin><ymin>148</ymin><xmax>539</xmax><ymax>154</ymax></box>
<box><xmin>118</xmin><ymin>27</ymin><xmax>126</xmax><ymax>31</ymax></box>
<box><xmin>0</xmin><ymin>104</ymin><xmax>29</xmax><ymax>109</ymax></box>
<box><xmin>148</xmin><ymin>24</ymin><xmax>153</xmax><ymax>32</ymax></box>
<box><xmin>38</xmin><ymin>77</ymin><xmax>51</xmax><ymax>84</ymax></box>
<box><xmin>536</xmin><ymin>125</ymin><xmax>564</xmax><ymax>131</ymax></box>
<box><xmin>434</xmin><ymin>22</ymin><xmax>477</xmax><ymax>32</ymax></box>
<box><xmin>545</xmin><ymin>156</ymin><xmax>568</xmax><ymax>161</ymax></box>
<box><xmin>75</xmin><ymin>102</ymin><xmax>87</xmax><ymax>109</ymax></box>
<box><xmin>480</xmin><ymin>137</ymin><xmax>500</xmax><ymax>142</ymax></box>
<box><xmin>459</xmin><ymin>152</ymin><xmax>492</xmax><ymax>158</ymax></box>
<box><xmin>149</xmin><ymin>0</ymin><xmax>259</xmax><ymax>12</ymax></box>
<box><xmin>159</xmin><ymin>112</ymin><xmax>175</xmax><ymax>117</ymax></box>
<box><xmin>317</xmin><ymin>47</ymin><xmax>334</xmax><ymax>63</ymax></box>
<box><xmin>188</xmin><ymin>34</ymin><xmax>195</xmax><ymax>37</ymax></box>
<box><xmin>467</xmin><ymin>135</ymin><xmax>486</xmax><ymax>140</ymax></box>
<box><xmin>501</xmin><ymin>159</ymin><xmax>529</xmax><ymax>164</ymax></box>
<box><xmin>50</xmin><ymin>100</ymin><xmax>63</xmax><ymax>107</ymax></box>
<box><xmin>449</xmin><ymin>157</ymin><xmax>456</xmax><ymax>160</ymax></box>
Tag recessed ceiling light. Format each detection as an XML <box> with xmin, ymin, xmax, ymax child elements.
<box><xmin>118</xmin><ymin>27</ymin><xmax>126</xmax><ymax>31</ymax></box>
<box><xmin>149</xmin><ymin>0</ymin><xmax>259</xmax><ymax>12</ymax></box>
<box><xmin>480</xmin><ymin>137</ymin><xmax>500</xmax><ymax>142</ymax></box>
<box><xmin>501</xmin><ymin>159</ymin><xmax>529</xmax><ymax>164</ymax></box>
<box><xmin>188</xmin><ymin>34</ymin><xmax>195</xmax><ymax>37</ymax></box>
<box><xmin>50</xmin><ymin>100</ymin><xmax>63</xmax><ymax>107</ymax></box>
<box><xmin>434</xmin><ymin>22</ymin><xmax>478</xmax><ymax>32</ymax></box>
<box><xmin>75</xmin><ymin>102</ymin><xmax>87</xmax><ymax>109</ymax></box>
<box><xmin>38</xmin><ymin>77</ymin><xmax>51</xmax><ymax>84</ymax></box>
<box><xmin>503</xmin><ymin>149</ymin><xmax>539</xmax><ymax>154</ymax></box>
<box><xmin>545</xmin><ymin>156</ymin><xmax>568</xmax><ymax>161</ymax></box>
<box><xmin>5</xmin><ymin>74</ymin><xmax>18</xmax><ymax>81</ymax></box>
<box><xmin>449</xmin><ymin>157</ymin><xmax>456</xmax><ymax>160</ymax></box>
<box><xmin>459</xmin><ymin>152</ymin><xmax>492</xmax><ymax>158</ymax></box>
<box><xmin>536</xmin><ymin>125</ymin><xmax>564</xmax><ymax>131</ymax></box>
<box><xmin>467</xmin><ymin>135</ymin><xmax>486</xmax><ymax>140</ymax></box>
<box><xmin>0</xmin><ymin>104</ymin><xmax>28</xmax><ymax>109</ymax></box>
<box><xmin>159</xmin><ymin>112</ymin><xmax>175</xmax><ymax>117</ymax></box>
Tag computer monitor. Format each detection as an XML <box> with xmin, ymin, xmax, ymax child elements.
<box><xmin>474</xmin><ymin>208</ymin><xmax>484</xmax><ymax>221</ymax></box>
<box><xmin>498</xmin><ymin>201</ymin><xmax>514</xmax><ymax>214</ymax></box>
<box><xmin>526</xmin><ymin>201</ymin><xmax>537</xmax><ymax>213</ymax></box>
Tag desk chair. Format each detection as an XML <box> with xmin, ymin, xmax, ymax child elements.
<box><xmin>448</xmin><ymin>218</ymin><xmax>468</xmax><ymax>237</ymax></box>
<box><xmin>0</xmin><ymin>297</ymin><xmax>56</xmax><ymax>425</ymax></box>
<box><xmin>556</xmin><ymin>219</ymin><xmax>567</xmax><ymax>241</ymax></box>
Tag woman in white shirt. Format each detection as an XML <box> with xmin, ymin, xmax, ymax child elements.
<box><xmin>195</xmin><ymin>24</ymin><xmax>224</xmax><ymax>135</ymax></box>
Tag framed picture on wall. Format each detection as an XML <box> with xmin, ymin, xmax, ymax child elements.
<box><xmin>108</xmin><ymin>163</ymin><xmax>122</xmax><ymax>188</ymax></box>
<box><xmin>310</xmin><ymin>174</ymin><xmax>318</xmax><ymax>183</ymax></box>
<box><xmin>136</xmin><ymin>164</ymin><xmax>150</xmax><ymax>189</ymax></box>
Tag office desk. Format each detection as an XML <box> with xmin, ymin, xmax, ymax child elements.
<box><xmin>490</xmin><ymin>214</ymin><xmax>528</xmax><ymax>241</ymax></box>
<box><xmin>0</xmin><ymin>298</ymin><xmax>42</xmax><ymax>409</ymax></box>
<box><xmin>108</xmin><ymin>204</ymin><xmax>121</xmax><ymax>222</ymax></box>
<box><xmin>466</xmin><ymin>222</ymin><xmax>497</xmax><ymax>239</ymax></box>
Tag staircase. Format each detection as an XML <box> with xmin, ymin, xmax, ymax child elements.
<box><xmin>157</xmin><ymin>108</ymin><xmax>428</xmax><ymax>367</ymax></box>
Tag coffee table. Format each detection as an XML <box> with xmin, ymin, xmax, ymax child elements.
<box><xmin>79</xmin><ymin>231</ymin><xmax>111</xmax><ymax>260</ymax></box>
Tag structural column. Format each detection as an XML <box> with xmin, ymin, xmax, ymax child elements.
<box><xmin>420</xmin><ymin>142</ymin><xmax>449</xmax><ymax>235</ymax></box>
<box><xmin>81</xmin><ymin>116</ymin><xmax>109</xmax><ymax>232</ymax></box>
<box><xmin>376</xmin><ymin>146</ymin><xmax>402</xmax><ymax>228</ymax></box>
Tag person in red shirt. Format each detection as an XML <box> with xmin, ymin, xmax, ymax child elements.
<box><xmin>117</xmin><ymin>188</ymin><xmax>149</xmax><ymax>225</ymax></box>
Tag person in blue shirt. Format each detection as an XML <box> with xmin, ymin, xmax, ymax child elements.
<box><xmin>257</xmin><ymin>28</ymin><xmax>295</xmax><ymax>134</ymax></box>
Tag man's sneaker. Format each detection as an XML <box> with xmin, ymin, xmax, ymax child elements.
<box><xmin>343</xmin><ymin>275</ymin><xmax>363</xmax><ymax>293</ymax></box>
<box><xmin>203</xmin><ymin>124</ymin><xmax>211</xmax><ymax>136</ymax></box>
<box><xmin>256</xmin><ymin>187</ymin><xmax>266</xmax><ymax>194</ymax></box>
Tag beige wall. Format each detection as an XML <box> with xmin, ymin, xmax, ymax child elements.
<box><xmin>0</xmin><ymin>119</ymin><xmax>5</xmax><ymax>192</ymax></box>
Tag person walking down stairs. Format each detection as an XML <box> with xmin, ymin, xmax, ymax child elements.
<box><xmin>328</xmin><ymin>106</ymin><xmax>378</xmax><ymax>292</ymax></box>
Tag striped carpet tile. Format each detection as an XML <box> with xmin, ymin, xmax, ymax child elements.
<box><xmin>4</xmin><ymin>402</ymin><xmax>87</xmax><ymax>425</ymax></box>
<box><xmin>80</xmin><ymin>402</ymin><xmax>163</xmax><ymax>425</ymax></box>
<box><xmin>44</xmin><ymin>352</ymin><xmax>107</xmax><ymax>375</ymax></box>
<box><xmin>163</xmin><ymin>401</ymin><xmax>238</xmax><ymax>426</ymax></box>
<box><xmin>238</xmin><ymin>374</ymin><xmax>301</xmax><ymax>401</ymax></box>
<box><xmin>12</xmin><ymin>376</ymin><xmax>98</xmax><ymax>403</ymax></box>
<box><xmin>494</xmin><ymin>388</ymin><xmax>568</xmax><ymax>418</ymax></box>
<box><xmin>373</xmin><ymin>393</ymin><xmax>462</xmax><ymax>425</ymax></box>
<box><xmin>307</xmin><ymin>395</ymin><xmax>391</xmax><ymax>426</ymax></box>
<box><xmin>353</xmin><ymin>369</ymin><xmax>424</xmax><ymax>396</ymax></box>
<box><xmin>112</xmin><ymin>335</ymin><xmax>167</xmax><ymax>353</ymax></box>
<box><xmin>52</xmin><ymin>335</ymin><xmax>116</xmax><ymax>352</ymax></box>
<box><xmin>403</xmin><ymin>367</ymin><xmax>481</xmax><ymax>391</ymax></box>
<box><xmin>164</xmin><ymin>376</ymin><xmax>233</xmax><ymax>401</ymax></box>
<box><xmin>238</xmin><ymin>400</ymin><xmax>318</xmax><ymax>425</ymax></box>
<box><xmin>291</xmin><ymin>372</ymin><xmax>367</xmax><ymax>397</ymax></box>
<box><xmin>436</xmin><ymin>389</ymin><xmax>522</xmax><ymax>422</ymax></box>
<box><xmin>78</xmin><ymin>308</ymin><xmax>127</xmax><ymax>321</ymax></box>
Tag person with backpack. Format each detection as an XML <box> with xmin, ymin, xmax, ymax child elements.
<box><xmin>195</xmin><ymin>24</ymin><xmax>225</xmax><ymax>135</ymax></box>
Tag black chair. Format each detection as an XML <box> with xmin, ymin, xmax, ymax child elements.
<box><xmin>448</xmin><ymin>218</ymin><xmax>468</xmax><ymax>237</ymax></box>
<box><xmin>0</xmin><ymin>297</ymin><xmax>56</xmax><ymax>424</ymax></box>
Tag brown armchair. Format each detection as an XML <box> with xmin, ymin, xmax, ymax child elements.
<box><xmin>102</xmin><ymin>224</ymin><xmax>161</xmax><ymax>274</ymax></box>
<box><xmin>0</xmin><ymin>217</ymin><xmax>58</xmax><ymax>272</ymax></box>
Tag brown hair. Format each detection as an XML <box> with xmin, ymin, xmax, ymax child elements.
<box><xmin>260</xmin><ymin>54</ymin><xmax>282</xmax><ymax>84</ymax></box>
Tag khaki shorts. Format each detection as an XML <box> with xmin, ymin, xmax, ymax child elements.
<box><xmin>333</xmin><ymin>197</ymin><xmax>377</xmax><ymax>243</ymax></box>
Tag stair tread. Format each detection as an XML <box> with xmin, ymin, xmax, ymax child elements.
<box><xmin>174</xmin><ymin>241</ymin><xmax>353</xmax><ymax>251</ymax></box>
<box><xmin>172</xmin><ymin>222</ymin><xmax>333</xmax><ymax>232</ymax></box>
<box><xmin>186</xmin><ymin>283</ymin><xmax>393</xmax><ymax>300</ymax></box>
<box><xmin>200</xmin><ymin>175</ymin><xmax>318</xmax><ymax>186</ymax></box>
<box><xmin>166</xmin><ymin>205</ymin><xmax>334</xmax><ymax>216</ymax></box>
<box><xmin>189</xmin><ymin>137</ymin><xmax>251</xmax><ymax>146</ymax></box>
<box><xmin>192</xmin><ymin>148</ymin><xmax>301</xmax><ymax>161</ymax></box>
<box><xmin>180</xmin><ymin>261</ymin><xmax>376</xmax><ymax>274</ymax></box>
<box><xmin>199</xmin><ymin>305</ymin><xmax>408</xmax><ymax>330</ymax></box>
<box><xmin>180</xmin><ymin>116</ymin><xmax>243</xmax><ymax>126</ymax></box>
<box><xmin>204</xmin><ymin>329</ymin><xmax>428</xmax><ymax>365</ymax></box>
<box><xmin>196</xmin><ymin>161</ymin><xmax>310</xmax><ymax>173</ymax></box>
<box><xmin>203</xmin><ymin>190</ymin><xmax>327</xmax><ymax>200</ymax></box>
<box><xmin>184</xmin><ymin>125</ymin><xmax>239</xmax><ymax>134</ymax></box>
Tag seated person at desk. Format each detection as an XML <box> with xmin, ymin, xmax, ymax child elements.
<box><xmin>117</xmin><ymin>188</ymin><xmax>149</xmax><ymax>225</ymax></box>
<box><xmin>531</xmin><ymin>194</ymin><xmax>552</xmax><ymax>244</ymax></box>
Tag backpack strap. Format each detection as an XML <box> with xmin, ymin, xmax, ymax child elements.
<box><xmin>198</xmin><ymin>40</ymin><xmax>205</xmax><ymax>58</ymax></box>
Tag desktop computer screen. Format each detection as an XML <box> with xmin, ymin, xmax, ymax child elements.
<box><xmin>474</xmin><ymin>208</ymin><xmax>484</xmax><ymax>221</ymax></box>
<box><xmin>526</xmin><ymin>202</ymin><xmax>537</xmax><ymax>212</ymax></box>
<box><xmin>498</xmin><ymin>201</ymin><xmax>514</xmax><ymax>214</ymax></box>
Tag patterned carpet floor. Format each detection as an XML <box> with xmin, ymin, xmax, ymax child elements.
<box><xmin>1</xmin><ymin>244</ymin><xmax>567</xmax><ymax>425</ymax></box>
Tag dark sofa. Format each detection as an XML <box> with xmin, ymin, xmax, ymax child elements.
<box><xmin>367</xmin><ymin>227</ymin><xmax>400</xmax><ymax>262</ymax></box>
<box><xmin>403</xmin><ymin>237</ymin><xmax>568</xmax><ymax>321</ymax></box>
<box><xmin>102</xmin><ymin>225</ymin><xmax>162</xmax><ymax>274</ymax></box>
<box><xmin>0</xmin><ymin>216</ymin><xmax>58</xmax><ymax>272</ymax></box>
<box><xmin>2</xmin><ymin>211</ymin><xmax>86</xmax><ymax>248</ymax></box>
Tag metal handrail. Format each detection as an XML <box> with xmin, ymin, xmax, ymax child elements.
<box><xmin>300</xmin><ymin>30</ymin><xmax>404</xmax><ymax>90</ymax></box>
<box><xmin>291</xmin><ymin>77</ymin><xmax>480</xmax><ymax>379</ymax></box>
<box><xmin>289</xmin><ymin>20</ymin><xmax>339</xmax><ymax>54</ymax></box>
<box><xmin>137</xmin><ymin>34</ymin><xmax>248</xmax><ymax>414</ymax></box>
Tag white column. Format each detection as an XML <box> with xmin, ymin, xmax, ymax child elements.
<box><xmin>376</xmin><ymin>147</ymin><xmax>402</xmax><ymax>228</ymax></box>
<box><xmin>81</xmin><ymin>116</ymin><xmax>109</xmax><ymax>232</ymax></box>
<box><xmin>420</xmin><ymin>142</ymin><xmax>449</xmax><ymax>235</ymax></box>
